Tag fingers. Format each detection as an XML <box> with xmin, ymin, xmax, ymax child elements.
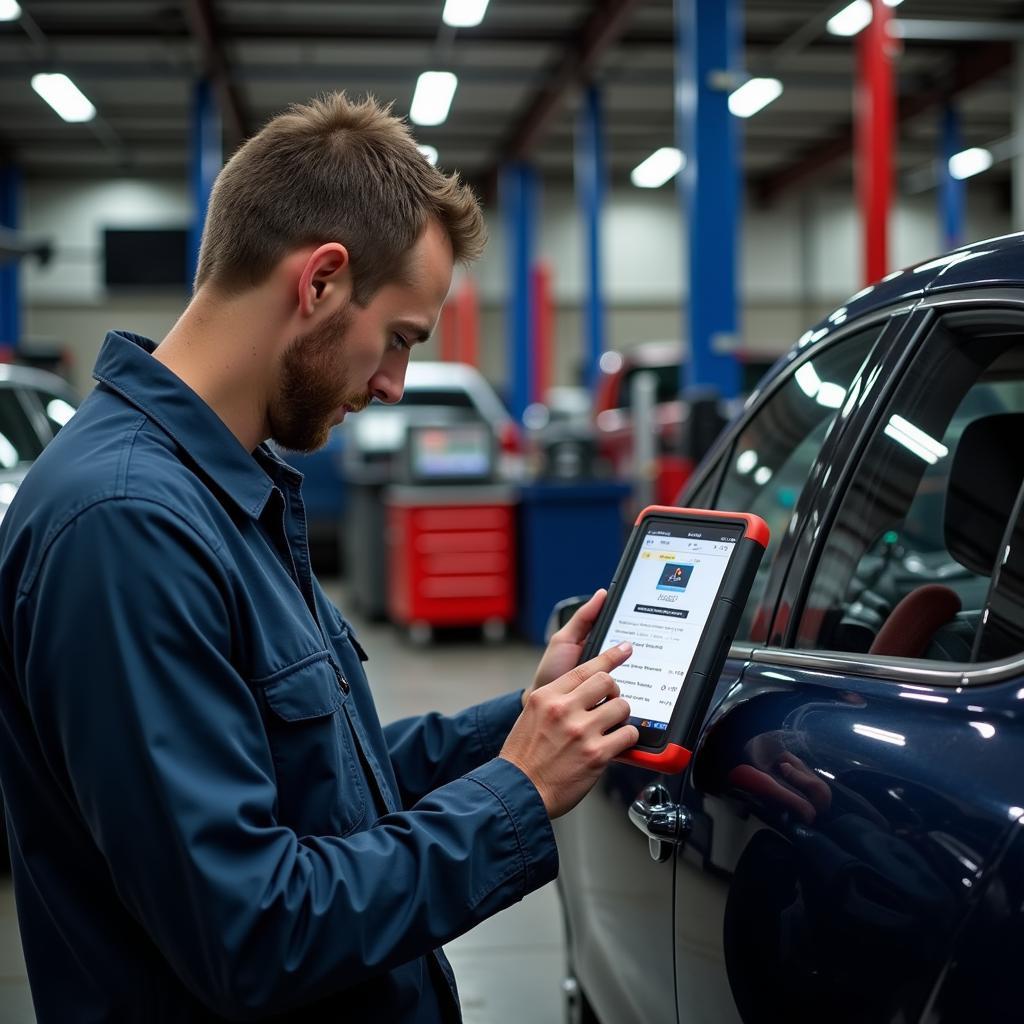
<box><xmin>588</xmin><ymin>695</ymin><xmax>631</xmax><ymax>733</ymax></box>
<box><xmin>571</xmin><ymin>670</ymin><xmax>621</xmax><ymax>712</ymax></box>
<box><xmin>555</xmin><ymin>589</ymin><xmax>607</xmax><ymax>645</ymax></box>
<box><xmin>778</xmin><ymin>757</ymin><xmax>832</xmax><ymax>812</ymax></box>
<box><xmin>548</xmin><ymin>639</ymin><xmax>633</xmax><ymax>695</ymax></box>
<box><xmin>601</xmin><ymin>722</ymin><xmax>640</xmax><ymax>759</ymax></box>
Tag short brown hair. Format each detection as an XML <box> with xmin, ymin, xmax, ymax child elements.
<box><xmin>194</xmin><ymin>92</ymin><xmax>486</xmax><ymax>302</ymax></box>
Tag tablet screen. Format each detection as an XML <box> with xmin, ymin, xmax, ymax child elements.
<box><xmin>595</xmin><ymin>517</ymin><xmax>744</xmax><ymax>745</ymax></box>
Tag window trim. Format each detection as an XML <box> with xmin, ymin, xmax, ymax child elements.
<box><xmin>779</xmin><ymin>291</ymin><xmax>1024</xmax><ymax>686</ymax></box>
<box><xmin>746</xmin><ymin>644</ymin><xmax>1024</xmax><ymax>688</ymax></box>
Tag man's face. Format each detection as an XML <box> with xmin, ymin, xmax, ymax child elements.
<box><xmin>269</xmin><ymin>220</ymin><xmax>454</xmax><ymax>453</ymax></box>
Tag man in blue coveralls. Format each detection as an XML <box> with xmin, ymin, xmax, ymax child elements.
<box><xmin>0</xmin><ymin>93</ymin><xmax>638</xmax><ymax>1022</ymax></box>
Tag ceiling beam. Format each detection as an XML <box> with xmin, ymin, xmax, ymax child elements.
<box><xmin>183</xmin><ymin>0</ymin><xmax>249</xmax><ymax>144</ymax></box>
<box><xmin>490</xmin><ymin>0</ymin><xmax>644</xmax><ymax>175</ymax></box>
<box><xmin>754</xmin><ymin>40</ymin><xmax>1014</xmax><ymax>204</ymax></box>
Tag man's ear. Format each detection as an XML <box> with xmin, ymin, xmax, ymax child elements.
<box><xmin>297</xmin><ymin>243</ymin><xmax>352</xmax><ymax>318</ymax></box>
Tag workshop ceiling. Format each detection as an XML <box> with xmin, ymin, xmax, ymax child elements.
<box><xmin>1</xmin><ymin>0</ymin><xmax>1022</xmax><ymax>202</ymax></box>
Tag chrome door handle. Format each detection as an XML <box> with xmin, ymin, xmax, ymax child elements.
<box><xmin>628</xmin><ymin>783</ymin><xmax>692</xmax><ymax>863</ymax></box>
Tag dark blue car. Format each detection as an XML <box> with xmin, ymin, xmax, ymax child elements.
<box><xmin>557</xmin><ymin>231</ymin><xmax>1024</xmax><ymax>1024</ymax></box>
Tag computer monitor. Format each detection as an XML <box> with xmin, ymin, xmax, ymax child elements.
<box><xmin>403</xmin><ymin>422</ymin><xmax>496</xmax><ymax>484</ymax></box>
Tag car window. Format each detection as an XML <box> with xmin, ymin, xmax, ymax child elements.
<box><xmin>29</xmin><ymin>387</ymin><xmax>77</xmax><ymax>438</ymax></box>
<box><xmin>0</xmin><ymin>388</ymin><xmax>46</xmax><ymax>465</ymax></box>
<box><xmin>617</xmin><ymin>364</ymin><xmax>681</xmax><ymax>409</ymax></box>
<box><xmin>396</xmin><ymin>389</ymin><xmax>475</xmax><ymax>409</ymax></box>
<box><xmin>711</xmin><ymin>327</ymin><xmax>882</xmax><ymax>642</ymax></box>
<box><xmin>795</xmin><ymin>316</ymin><xmax>1024</xmax><ymax>662</ymax></box>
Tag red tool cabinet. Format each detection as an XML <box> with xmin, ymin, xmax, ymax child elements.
<box><xmin>385</xmin><ymin>485</ymin><xmax>517</xmax><ymax>642</ymax></box>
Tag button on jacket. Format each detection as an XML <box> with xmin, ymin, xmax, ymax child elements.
<box><xmin>0</xmin><ymin>331</ymin><xmax>558</xmax><ymax>1022</ymax></box>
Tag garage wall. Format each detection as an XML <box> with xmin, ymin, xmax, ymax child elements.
<box><xmin>20</xmin><ymin>177</ymin><xmax>1011</xmax><ymax>396</ymax></box>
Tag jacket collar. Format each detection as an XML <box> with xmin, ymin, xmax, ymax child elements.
<box><xmin>92</xmin><ymin>330</ymin><xmax>302</xmax><ymax>518</ymax></box>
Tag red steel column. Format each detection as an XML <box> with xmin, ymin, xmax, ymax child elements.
<box><xmin>455</xmin><ymin>277</ymin><xmax>480</xmax><ymax>368</ymax></box>
<box><xmin>856</xmin><ymin>0</ymin><xmax>895</xmax><ymax>285</ymax></box>
<box><xmin>439</xmin><ymin>301</ymin><xmax>459</xmax><ymax>362</ymax></box>
<box><xmin>530</xmin><ymin>263</ymin><xmax>553</xmax><ymax>404</ymax></box>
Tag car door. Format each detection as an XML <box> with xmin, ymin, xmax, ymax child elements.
<box><xmin>555</xmin><ymin>313</ymin><xmax>896</xmax><ymax>1024</ymax></box>
<box><xmin>666</xmin><ymin>313</ymin><xmax>904</xmax><ymax>1023</ymax></box>
<box><xmin>674</xmin><ymin>297</ymin><xmax>1024</xmax><ymax>1024</ymax></box>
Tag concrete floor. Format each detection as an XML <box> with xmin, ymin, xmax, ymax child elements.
<box><xmin>0</xmin><ymin>580</ymin><xmax>566</xmax><ymax>1024</ymax></box>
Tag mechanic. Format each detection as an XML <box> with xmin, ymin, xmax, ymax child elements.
<box><xmin>0</xmin><ymin>92</ymin><xmax>638</xmax><ymax>1022</ymax></box>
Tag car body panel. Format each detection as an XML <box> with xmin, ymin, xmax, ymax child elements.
<box><xmin>676</xmin><ymin>658</ymin><xmax>1023</xmax><ymax>1023</ymax></box>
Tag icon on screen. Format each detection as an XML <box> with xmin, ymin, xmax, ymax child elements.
<box><xmin>656</xmin><ymin>563</ymin><xmax>694</xmax><ymax>592</ymax></box>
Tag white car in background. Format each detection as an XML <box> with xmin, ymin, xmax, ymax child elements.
<box><xmin>0</xmin><ymin>364</ymin><xmax>78</xmax><ymax>524</ymax></box>
<box><xmin>0</xmin><ymin>363</ymin><xmax>78</xmax><ymax>868</ymax></box>
<box><xmin>343</xmin><ymin>360</ymin><xmax>519</xmax><ymax>468</ymax></box>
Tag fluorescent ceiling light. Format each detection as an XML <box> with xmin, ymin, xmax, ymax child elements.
<box><xmin>417</xmin><ymin>144</ymin><xmax>439</xmax><ymax>166</ymax></box>
<box><xmin>884</xmin><ymin>414</ymin><xmax>949</xmax><ymax>465</ymax></box>
<box><xmin>816</xmin><ymin>382</ymin><xmax>847</xmax><ymax>409</ymax></box>
<box><xmin>828</xmin><ymin>0</ymin><xmax>904</xmax><ymax>36</ymax></box>
<box><xmin>853</xmin><ymin>723</ymin><xmax>906</xmax><ymax>746</ymax></box>
<box><xmin>31</xmin><ymin>73</ymin><xmax>96</xmax><ymax>123</ymax></box>
<box><xmin>0</xmin><ymin>0</ymin><xmax>21</xmax><ymax>22</ymax></box>
<box><xmin>948</xmin><ymin>147</ymin><xmax>994</xmax><ymax>180</ymax></box>
<box><xmin>442</xmin><ymin>0</ymin><xmax>489</xmax><ymax>28</ymax></box>
<box><xmin>410</xmin><ymin>71</ymin><xmax>458</xmax><ymax>126</ymax></box>
<box><xmin>630</xmin><ymin>147</ymin><xmax>685</xmax><ymax>189</ymax></box>
<box><xmin>795</xmin><ymin>362</ymin><xmax>821</xmax><ymax>398</ymax></box>
<box><xmin>735</xmin><ymin>449</ymin><xmax>758</xmax><ymax>474</ymax></box>
<box><xmin>795</xmin><ymin>361</ymin><xmax>846</xmax><ymax>408</ymax></box>
<box><xmin>827</xmin><ymin>1</ymin><xmax>872</xmax><ymax>36</ymax></box>
<box><xmin>46</xmin><ymin>399</ymin><xmax>76</xmax><ymax>426</ymax></box>
<box><xmin>728</xmin><ymin>78</ymin><xmax>783</xmax><ymax>119</ymax></box>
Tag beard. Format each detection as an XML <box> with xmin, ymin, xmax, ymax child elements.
<box><xmin>269</xmin><ymin>305</ymin><xmax>370</xmax><ymax>453</ymax></box>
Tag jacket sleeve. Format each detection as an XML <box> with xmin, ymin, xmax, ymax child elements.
<box><xmin>15</xmin><ymin>498</ymin><xmax>558</xmax><ymax>1020</ymax></box>
<box><xmin>382</xmin><ymin>692</ymin><xmax>527</xmax><ymax>808</ymax></box>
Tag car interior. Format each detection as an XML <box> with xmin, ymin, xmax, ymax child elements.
<box><xmin>800</xmin><ymin>325</ymin><xmax>1024</xmax><ymax>663</ymax></box>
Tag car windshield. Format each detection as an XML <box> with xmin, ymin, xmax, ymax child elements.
<box><xmin>0</xmin><ymin>388</ymin><xmax>45</xmax><ymax>465</ymax></box>
<box><xmin>391</xmin><ymin>389</ymin><xmax>476</xmax><ymax>409</ymax></box>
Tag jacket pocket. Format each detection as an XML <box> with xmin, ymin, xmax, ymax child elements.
<box><xmin>256</xmin><ymin>653</ymin><xmax>367</xmax><ymax>837</ymax></box>
<box><xmin>323</xmin><ymin>606</ymin><xmax>370</xmax><ymax>663</ymax></box>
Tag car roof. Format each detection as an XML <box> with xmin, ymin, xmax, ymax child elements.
<box><xmin>0</xmin><ymin>363</ymin><xmax>78</xmax><ymax>398</ymax></box>
<box><xmin>402</xmin><ymin>361</ymin><xmax>511</xmax><ymax>424</ymax></box>
<box><xmin>750</xmin><ymin>230</ymin><xmax>1024</xmax><ymax>397</ymax></box>
<box><xmin>810</xmin><ymin>230</ymin><xmax>1024</xmax><ymax>336</ymax></box>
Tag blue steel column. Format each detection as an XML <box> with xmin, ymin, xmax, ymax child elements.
<box><xmin>501</xmin><ymin>162</ymin><xmax>537</xmax><ymax>422</ymax></box>
<box><xmin>575</xmin><ymin>85</ymin><xmax>607</xmax><ymax>396</ymax></box>
<box><xmin>674</xmin><ymin>0</ymin><xmax>740</xmax><ymax>400</ymax></box>
<box><xmin>188</xmin><ymin>78</ymin><xmax>223</xmax><ymax>289</ymax></box>
<box><xmin>0</xmin><ymin>164</ymin><xmax>21</xmax><ymax>351</ymax></box>
<box><xmin>940</xmin><ymin>104</ymin><xmax>965</xmax><ymax>250</ymax></box>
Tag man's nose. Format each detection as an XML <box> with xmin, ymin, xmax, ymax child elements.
<box><xmin>371</xmin><ymin>371</ymin><xmax>405</xmax><ymax>405</ymax></box>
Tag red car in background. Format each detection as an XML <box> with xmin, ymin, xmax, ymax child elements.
<box><xmin>593</xmin><ymin>341</ymin><xmax>776</xmax><ymax>503</ymax></box>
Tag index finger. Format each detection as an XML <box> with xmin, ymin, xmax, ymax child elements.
<box><xmin>550</xmin><ymin>640</ymin><xmax>633</xmax><ymax>694</ymax></box>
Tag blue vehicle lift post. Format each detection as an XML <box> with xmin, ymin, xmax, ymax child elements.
<box><xmin>575</xmin><ymin>85</ymin><xmax>607</xmax><ymax>397</ymax></box>
<box><xmin>188</xmin><ymin>78</ymin><xmax>222</xmax><ymax>291</ymax></box>
<box><xmin>674</xmin><ymin>0</ymin><xmax>741</xmax><ymax>420</ymax></box>
<box><xmin>0</xmin><ymin>163</ymin><xmax>22</xmax><ymax>352</ymax></box>
<box><xmin>501</xmin><ymin>161</ymin><xmax>538</xmax><ymax>422</ymax></box>
<box><xmin>940</xmin><ymin>104</ymin><xmax>965</xmax><ymax>250</ymax></box>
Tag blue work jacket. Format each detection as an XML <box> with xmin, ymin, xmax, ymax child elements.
<box><xmin>0</xmin><ymin>331</ymin><xmax>558</xmax><ymax>1022</ymax></box>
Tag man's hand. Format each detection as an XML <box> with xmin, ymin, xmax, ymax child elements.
<box><xmin>500</xmin><ymin>642</ymin><xmax>638</xmax><ymax>819</ymax></box>
<box><xmin>525</xmin><ymin>589</ymin><xmax>608</xmax><ymax>709</ymax></box>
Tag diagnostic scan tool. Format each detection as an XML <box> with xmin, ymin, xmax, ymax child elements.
<box><xmin>581</xmin><ymin>505</ymin><xmax>769</xmax><ymax>773</ymax></box>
